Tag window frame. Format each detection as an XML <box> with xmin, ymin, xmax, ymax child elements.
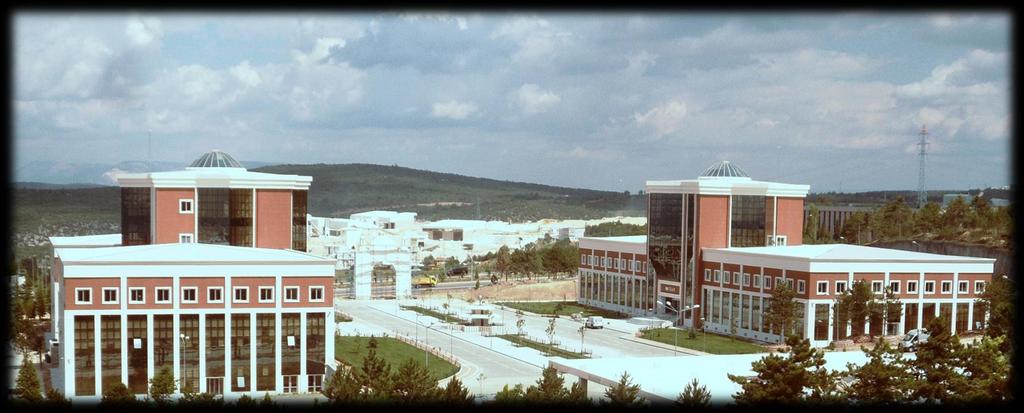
<box><xmin>871</xmin><ymin>281</ymin><xmax>883</xmax><ymax>294</ymax></box>
<box><xmin>154</xmin><ymin>287</ymin><xmax>172</xmax><ymax>304</ymax></box>
<box><xmin>958</xmin><ymin>281</ymin><xmax>968</xmax><ymax>293</ymax></box>
<box><xmin>309</xmin><ymin>286</ymin><xmax>325</xmax><ymax>303</ymax></box>
<box><xmin>975</xmin><ymin>281</ymin><xmax>986</xmax><ymax>294</ymax></box>
<box><xmin>207</xmin><ymin>287</ymin><xmax>224</xmax><ymax>304</ymax></box>
<box><xmin>732</xmin><ymin>272</ymin><xmax>740</xmax><ymax>285</ymax></box>
<box><xmin>742</xmin><ymin>273</ymin><xmax>750</xmax><ymax>286</ymax></box>
<box><xmin>907</xmin><ymin>281</ymin><xmax>918</xmax><ymax>294</ymax></box>
<box><xmin>940</xmin><ymin>281</ymin><xmax>952</xmax><ymax>294</ymax></box>
<box><xmin>75</xmin><ymin>288</ymin><xmax>92</xmax><ymax>304</ymax></box>
<box><xmin>753</xmin><ymin>274</ymin><xmax>762</xmax><ymax>288</ymax></box>
<box><xmin>713</xmin><ymin>270</ymin><xmax>721</xmax><ymax>282</ymax></box>
<box><xmin>924</xmin><ymin>281</ymin><xmax>935</xmax><ymax>294</ymax></box>
<box><xmin>797</xmin><ymin>280</ymin><xmax>806</xmax><ymax>294</ymax></box>
<box><xmin>128</xmin><ymin>287</ymin><xmax>146</xmax><ymax>304</ymax></box>
<box><xmin>775</xmin><ymin>277</ymin><xmax>784</xmax><ymax>289</ymax></box>
<box><xmin>258</xmin><ymin>286</ymin><xmax>275</xmax><ymax>303</ymax></box>
<box><xmin>233</xmin><ymin>286</ymin><xmax>249</xmax><ymax>303</ymax></box>
<box><xmin>181</xmin><ymin>287</ymin><xmax>198</xmax><ymax>304</ymax></box>
<box><xmin>284</xmin><ymin>286</ymin><xmax>300</xmax><ymax>303</ymax></box>
<box><xmin>179</xmin><ymin>233</ymin><xmax>194</xmax><ymax>243</ymax></box>
<box><xmin>704</xmin><ymin>269</ymin><xmax>711</xmax><ymax>282</ymax></box>
<box><xmin>179</xmin><ymin>198</ymin><xmax>194</xmax><ymax>214</ymax></box>
<box><xmin>101</xmin><ymin>287</ymin><xmax>118</xmax><ymax>304</ymax></box>
<box><xmin>835</xmin><ymin>281</ymin><xmax>848</xmax><ymax>294</ymax></box>
<box><xmin>816</xmin><ymin>281</ymin><xmax>829</xmax><ymax>295</ymax></box>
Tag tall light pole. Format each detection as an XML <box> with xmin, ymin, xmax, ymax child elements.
<box><xmin>656</xmin><ymin>300</ymin><xmax>700</xmax><ymax>356</ymax></box>
<box><xmin>425</xmin><ymin>322</ymin><xmax>434</xmax><ymax>369</ymax></box>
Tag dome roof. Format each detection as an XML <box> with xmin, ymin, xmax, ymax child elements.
<box><xmin>700</xmin><ymin>160</ymin><xmax>749</xmax><ymax>178</ymax></box>
<box><xmin>189</xmin><ymin>150</ymin><xmax>243</xmax><ymax>168</ymax></box>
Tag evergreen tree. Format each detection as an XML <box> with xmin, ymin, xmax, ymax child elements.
<box><xmin>568</xmin><ymin>380</ymin><xmax>590</xmax><ymax>405</ymax></box>
<box><xmin>913</xmin><ymin>202</ymin><xmax>942</xmax><ymax>235</ymax></box>
<box><xmin>729</xmin><ymin>335</ymin><xmax>841</xmax><ymax>404</ymax></box>
<box><xmin>493</xmin><ymin>384</ymin><xmax>526</xmax><ymax>404</ymax></box>
<box><xmin>954</xmin><ymin>335</ymin><xmax>1011</xmax><ymax>403</ymax></box>
<box><xmin>676</xmin><ymin>378</ymin><xmax>711</xmax><ymax>406</ymax></box>
<box><xmin>323</xmin><ymin>367</ymin><xmax>364</xmax><ymax>403</ymax></box>
<box><xmin>260</xmin><ymin>392</ymin><xmax>275</xmax><ymax>407</ymax></box>
<box><xmin>440</xmin><ymin>376</ymin><xmax>474</xmax><ymax>405</ymax></box>
<box><xmin>43</xmin><ymin>388</ymin><xmax>71</xmax><ymax>407</ymax></box>
<box><xmin>148</xmin><ymin>365</ymin><xmax>176</xmax><ymax>405</ymax></box>
<box><xmin>805</xmin><ymin>204</ymin><xmax>822</xmax><ymax>244</ymax></box>
<box><xmin>390</xmin><ymin>358</ymin><xmax>441</xmax><ymax>403</ymax></box>
<box><xmin>836</xmin><ymin>280</ymin><xmax>874</xmax><ymax>337</ymax></box>
<box><xmin>358</xmin><ymin>345</ymin><xmax>392</xmax><ymax>399</ymax></box>
<box><xmin>525</xmin><ymin>365</ymin><xmax>570</xmax><ymax>402</ymax></box>
<box><xmin>15</xmin><ymin>355</ymin><xmax>42</xmax><ymax>402</ymax></box>
<box><xmin>601</xmin><ymin>372</ymin><xmax>645</xmax><ymax>407</ymax></box>
<box><xmin>906</xmin><ymin>315</ymin><xmax>961</xmax><ymax>403</ymax></box>
<box><xmin>235</xmin><ymin>393</ymin><xmax>257</xmax><ymax>407</ymax></box>
<box><xmin>100</xmin><ymin>381</ymin><xmax>139</xmax><ymax>407</ymax></box>
<box><xmin>763</xmin><ymin>282</ymin><xmax>798</xmax><ymax>343</ymax></box>
<box><xmin>496</xmin><ymin>246</ymin><xmax>511</xmax><ymax>281</ymax></box>
<box><xmin>979</xmin><ymin>275</ymin><xmax>1013</xmax><ymax>351</ymax></box>
<box><xmin>845</xmin><ymin>338</ymin><xmax>911</xmax><ymax>404</ymax></box>
<box><xmin>942</xmin><ymin>196</ymin><xmax>970</xmax><ymax>238</ymax></box>
<box><xmin>968</xmin><ymin>196</ymin><xmax>993</xmax><ymax>229</ymax></box>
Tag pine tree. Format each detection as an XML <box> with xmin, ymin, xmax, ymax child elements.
<box><xmin>43</xmin><ymin>388</ymin><xmax>71</xmax><ymax>407</ymax></box>
<box><xmin>148</xmin><ymin>365</ymin><xmax>176</xmax><ymax>405</ymax></box>
<box><xmin>952</xmin><ymin>335</ymin><xmax>1011</xmax><ymax>403</ymax></box>
<box><xmin>390</xmin><ymin>358</ymin><xmax>440</xmax><ymax>403</ymax></box>
<box><xmin>235</xmin><ymin>393</ymin><xmax>257</xmax><ymax>407</ymax></box>
<box><xmin>100</xmin><ymin>381</ymin><xmax>139</xmax><ymax>407</ymax></box>
<box><xmin>323</xmin><ymin>366</ymin><xmax>365</xmax><ymax>403</ymax></box>
<box><xmin>359</xmin><ymin>345</ymin><xmax>392</xmax><ymax>399</ymax></box>
<box><xmin>440</xmin><ymin>376</ymin><xmax>474</xmax><ymax>405</ymax></box>
<box><xmin>845</xmin><ymin>338</ymin><xmax>911</xmax><ymax>404</ymax></box>
<box><xmin>676</xmin><ymin>378</ymin><xmax>711</xmax><ymax>406</ymax></box>
<box><xmin>978</xmin><ymin>275</ymin><xmax>1013</xmax><ymax>351</ymax></box>
<box><xmin>525</xmin><ymin>365</ymin><xmax>569</xmax><ymax>402</ymax></box>
<box><xmin>601</xmin><ymin>372</ymin><xmax>645</xmax><ymax>407</ymax></box>
<box><xmin>729</xmin><ymin>335</ymin><xmax>841</xmax><ymax>404</ymax></box>
<box><xmin>15</xmin><ymin>355</ymin><xmax>42</xmax><ymax>402</ymax></box>
<box><xmin>568</xmin><ymin>380</ymin><xmax>590</xmax><ymax>405</ymax></box>
<box><xmin>493</xmin><ymin>384</ymin><xmax>526</xmax><ymax>404</ymax></box>
<box><xmin>763</xmin><ymin>282</ymin><xmax>798</xmax><ymax>343</ymax></box>
<box><xmin>496</xmin><ymin>246</ymin><xmax>511</xmax><ymax>281</ymax></box>
<box><xmin>906</xmin><ymin>315</ymin><xmax>961</xmax><ymax>403</ymax></box>
<box><xmin>260</xmin><ymin>392</ymin><xmax>275</xmax><ymax>407</ymax></box>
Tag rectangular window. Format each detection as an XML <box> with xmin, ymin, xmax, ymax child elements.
<box><xmin>179</xmin><ymin>199</ymin><xmax>194</xmax><ymax>214</ymax></box>
<box><xmin>121</xmin><ymin>187</ymin><xmax>151</xmax><ymax>246</ymax></box>
<box><xmin>731</xmin><ymin>194</ymin><xmax>767</xmax><ymax>247</ymax></box>
<box><xmin>941</xmin><ymin>281</ymin><xmax>952</xmax><ymax>293</ymax></box>
<box><xmin>907</xmin><ymin>281</ymin><xmax>918</xmax><ymax>293</ymax></box>
<box><xmin>259</xmin><ymin>286</ymin><xmax>275</xmax><ymax>303</ymax></box>
<box><xmin>743</xmin><ymin>273</ymin><xmax>750</xmax><ymax>286</ymax></box>
<box><xmin>129</xmin><ymin>287</ymin><xmax>145</xmax><ymax>304</ymax></box>
<box><xmin>924</xmin><ymin>281</ymin><xmax>935</xmax><ymax>294</ymax></box>
<box><xmin>816</xmin><ymin>281</ymin><xmax>828</xmax><ymax>295</ymax></box>
<box><xmin>871</xmin><ymin>281</ymin><xmax>883</xmax><ymax>294</ymax></box>
<box><xmin>155</xmin><ymin>287</ymin><xmax>171</xmax><ymax>304</ymax></box>
<box><xmin>889</xmin><ymin>281</ymin><xmax>900</xmax><ymax>293</ymax></box>
<box><xmin>975</xmin><ymin>281</ymin><xmax>986</xmax><ymax>294</ymax></box>
<box><xmin>775</xmin><ymin>277</ymin><xmax>783</xmax><ymax>289</ymax></box>
<box><xmin>181</xmin><ymin>287</ymin><xmax>198</xmax><ymax>303</ymax></box>
<box><xmin>835</xmin><ymin>281</ymin><xmax>847</xmax><ymax>294</ymax></box>
<box><xmin>74</xmin><ymin>316</ymin><xmax>96</xmax><ymax>396</ymax></box>
<box><xmin>284</xmin><ymin>286</ymin><xmax>300</xmax><ymax>302</ymax></box>
<box><xmin>797</xmin><ymin>280</ymin><xmax>806</xmax><ymax>294</ymax></box>
<box><xmin>764</xmin><ymin>276</ymin><xmax>772</xmax><ymax>289</ymax></box>
<box><xmin>713</xmin><ymin>270</ymin><xmax>721</xmax><ymax>282</ymax></box>
<box><xmin>704</xmin><ymin>269</ymin><xmax>711</xmax><ymax>282</ymax></box>
<box><xmin>76</xmin><ymin>288</ymin><xmax>92</xmax><ymax>304</ymax></box>
<box><xmin>208</xmin><ymin>287</ymin><xmax>223</xmax><ymax>303</ymax></box>
<box><xmin>198</xmin><ymin>188</ymin><xmax>230</xmax><ymax>245</ymax></box>
<box><xmin>733</xmin><ymin>272</ymin><xmax>740</xmax><ymax>285</ymax></box>
<box><xmin>234</xmin><ymin>287</ymin><xmax>249</xmax><ymax>303</ymax></box>
<box><xmin>958</xmin><ymin>281</ymin><xmax>968</xmax><ymax>293</ymax></box>
<box><xmin>292</xmin><ymin>190</ymin><xmax>308</xmax><ymax>252</ymax></box>
<box><xmin>753</xmin><ymin>275</ymin><xmax>762</xmax><ymax>288</ymax></box>
<box><xmin>581</xmin><ymin>256</ymin><xmax>586</xmax><ymax>265</ymax></box>
<box><xmin>309</xmin><ymin>286</ymin><xmax>325</xmax><ymax>302</ymax></box>
<box><xmin>102</xmin><ymin>287</ymin><xmax>118</xmax><ymax>304</ymax></box>
<box><xmin>230</xmin><ymin>188</ymin><xmax>254</xmax><ymax>247</ymax></box>
<box><xmin>179</xmin><ymin>233</ymin><xmax>193</xmax><ymax>243</ymax></box>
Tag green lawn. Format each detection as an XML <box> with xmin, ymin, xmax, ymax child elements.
<box><xmin>334</xmin><ymin>336</ymin><xmax>459</xmax><ymax>380</ymax></box>
<box><xmin>399</xmin><ymin>305</ymin><xmax>469</xmax><ymax>324</ymax></box>
<box><xmin>639</xmin><ymin>328</ymin><xmax>766</xmax><ymax>354</ymax></box>
<box><xmin>497</xmin><ymin>301</ymin><xmax>629</xmax><ymax>319</ymax></box>
<box><xmin>495</xmin><ymin>334</ymin><xmax>589</xmax><ymax>359</ymax></box>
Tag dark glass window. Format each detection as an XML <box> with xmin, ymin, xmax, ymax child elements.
<box><xmin>230</xmin><ymin>189</ymin><xmax>253</xmax><ymax>247</ymax></box>
<box><xmin>292</xmin><ymin>190</ymin><xmax>308</xmax><ymax>251</ymax></box>
<box><xmin>256</xmin><ymin>314</ymin><xmax>276</xmax><ymax>391</ymax></box>
<box><xmin>121</xmin><ymin>188</ymin><xmax>151</xmax><ymax>246</ymax></box>
<box><xmin>231</xmin><ymin>314</ymin><xmax>250</xmax><ymax>392</ymax></box>
<box><xmin>648</xmin><ymin>193</ymin><xmax>682</xmax><ymax>282</ymax></box>
<box><xmin>101</xmin><ymin>315</ymin><xmax>121</xmax><ymax>393</ymax></box>
<box><xmin>281</xmin><ymin>314</ymin><xmax>301</xmax><ymax>376</ymax></box>
<box><xmin>127</xmin><ymin>315</ymin><xmax>148</xmax><ymax>393</ymax></box>
<box><xmin>731</xmin><ymin>195</ymin><xmax>767</xmax><ymax>247</ymax></box>
<box><xmin>198</xmin><ymin>188</ymin><xmax>230</xmax><ymax>244</ymax></box>
<box><xmin>205</xmin><ymin>314</ymin><xmax>225</xmax><ymax>381</ymax></box>
<box><xmin>306</xmin><ymin>313</ymin><xmax>326</xmax><ymax>376</ymax></box>
<box><xmin>180</xmin><ymin>315</ymin><xmax>200</xmax><ymax>392</ymax></box>
<box><xmin>75</xmin><ymin>316</ymin><xmax>96</xmax><ymax>396</ymax></box>
<box><xmin>153</xmin><ymin>315</ymin><xmax>174</xmax><ymax>377</ymax></box>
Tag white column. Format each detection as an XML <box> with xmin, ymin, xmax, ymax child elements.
<box><xmin>64</xmin><ymin>314</ymin><xmax>75</xmax><ymax>396</ymax></box>
<box><xmin>804</xmin><ymin>301</ymin><xmax>814</xmax><ymax>341</ymax></box>
<box><xmin>224</xmin><ymin>277</ymin><xmax>232</xmax><ymax>393</ymax></box>
<box><xmin>917</xmin><ymin>272</ymin><xmax>925</xmax><ymax>329</ymax></box>
<box><xmin>299</xmin><ymin>312</ymin><xmax>308</xmax><ymax>393</ymax></box>
<box><xmin>846</xmin><ymin>272</ymin><xmax>854</xmax><ymax>337</ymax></box>
<box><xmin>275</xmin><ymin>311</ymin><xmax>282</xmax><ymax>393</ymax></box>
<box><xmin>172</xmin><ymin>313</ymin><xmax>180</xmax><ymax>391</ymax></box>
<box><xmin>967</xmin><ymin>301</ymin><xmax>975</xmax><ymax>332</ymax></box>
<box><xmin>146</xmin><ymin>314</ymin><xmax>155</xmax><ymax>388</ymax></box>
<box><xmin>899</xmin><ymin>303</ymin><xmax>906</xmax><ymax>336</ymax></box>
<box><xmin>325</xmin><ymin>310</ymin><xmax>336</xmax><ymax>370</ymax></box>
<box><xmin>249</xmin><ymin>312</ymin><xmax>256</xmax><ymax>395</ymax></box>
<box><xmin>93</xmin><ymin>314</ymin><xmax>102</xmax><ymax>396</ymax></box>
<box><xmin>251</xmin><ymin>188</ymin><xmax>257</xmax><ymax>247</ymax></box>
<box><xmin>827</xmin><ymin>303</ymin><xmax>835</xmax><ymax>342</ymax></box>
<box><xmin>198</xmin><ymin>315</ymin><xmax>206</xmax><ymax>393</ymax></box>
<box><xmin>121</xmin><ymin>314</ymin><xmax>128</xmax><ymax>388</ymax></box>
<box><xmin>951</xmin><ymin>273</ymin><xmax>959</xmax><ymax>334</ymax></box>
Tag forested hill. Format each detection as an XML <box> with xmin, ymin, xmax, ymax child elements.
<box><xmin>251</xmin><ymin>163</ymin><xmax>645</xmax><ymax>221</ymax></box>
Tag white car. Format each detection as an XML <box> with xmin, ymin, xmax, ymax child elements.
<box><xmin>899</xmin><ymin>328</ymin><xmax>930</xmax><ymax>351</ymax></box>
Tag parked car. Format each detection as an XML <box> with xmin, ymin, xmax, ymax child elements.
<box><xmin>899</xmin><ymin>328</ymin><xmax>930</xmax><ymax>351</ymax></box>
<box><xmin>585</xmin><ymin>316</ymin><xmax>605</xmax><ymax>329</ymax></box>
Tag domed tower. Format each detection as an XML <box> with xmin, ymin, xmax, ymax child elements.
<box><xmin>114</xmin><ymin>150</ymin><xmax>313</xmax><ymax>251</ymax></box>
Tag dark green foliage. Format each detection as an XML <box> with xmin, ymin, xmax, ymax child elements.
<box><xmin>493</xmin><ymin>384</ymin><xmax>527</xmax><ymax>404</ymax></box>
<box><xmin>906</xmin><ymin>315</ymin><xmax>962</xmax><ymax>403</ymax></box>
<box><xmin>358</xmin><ymin>346</ymin><xmax>392</xmax><ymax>399</ymax></box>
<box><xmin>100</xmin><ymin>381</ymin><xmax>139</xmax><ymax>407</ymax></box>
<box><xmin>763</xmin><ymin>282</ymin><xmax>798</xmax><ymax>343</ymax></box>
<box><xmin>568</xmin><ymin>380</ymin><xmax>590</xmax><ymax>405</ymax></box>
<box><xmin>148</xmin><ymin>365</ymin><xmax>176</xmax><ymax>405</ymax></box>
<box><xmin>43</xmin><ymin>388</ymin><xmax>71</xmax><ymax>407</ymax></box>
<box><xmin>440</xmin><ymin>376</ymin><xmax>474</xmax><ymax>405</ymax></box>
<box><xmin>322</xmin><ymin>367</ymin><xmax>364</xmax><ymax>403</ymax></box>
<box><xmin>979</xmin><ymin>275</ymin><xmax>1013</xmax><ymax>349</ymax></box>
<box><xmin>601</xmin><ymin>372</ymin><xmax>645</xmax><ymax>407</ymax></box>
<box><xmin>845</xmin><ymin>338</ymin><xmax>911</xmax><ymax>404</ymax></box>
<box><xmin>235</xmin><ymin>393</ymin><xmax>257</xmax><ymax>407</ymax></box>
<box><xmin>260</xmin><ymin>392</ymin><xmax>275</xmax><ymax>407</ymax></box>
<box><xmin>729</xmin><ymin>335</ymin><xmax>841</xmax><ymax>404</ymax></box>
<box><xmin>524</xmin><ymin>365</ymin><xmax>570</xmax><ymax>402</ymax></box>
<box><xmin>584</xmin><ymin>221</ymin><xmax>647</xmax><ymax>237</ymax></box>
<box><xmin>15</xmin><ymin>355</ymin><xmax>42</xmax><ymax>402</ymax></box>
<box><xmin>676</xmin><ymin>378</ymin><xmax>711</xmax><ymax>406</ymax></box>
<box><xmin>390</xmin><ymin>359</ymin><xmax>441</xmax><ymax>403</ymax></box>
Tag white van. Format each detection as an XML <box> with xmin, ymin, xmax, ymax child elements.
<box><xmin>899</xmin><ymin>328</ymin><xmax>930</xmax><ymax>351</ymax></box>
<box><xmin>585</xmin><ymin>316</ymin><xmax>605</xmax><ymax>329</ymax></box>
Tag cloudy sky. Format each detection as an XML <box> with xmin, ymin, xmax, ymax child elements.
<box><xmin>14</xmin><ymin>12</ymin><xmax>1011</xmax><ymax>192</ymax></box>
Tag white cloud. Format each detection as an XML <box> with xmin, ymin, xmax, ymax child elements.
<box><xmin>514</xmin><ymin>84</ymin><xmax>560</xmax><ymax>115</ymax></box>
<box><xmin>292</xmin><ymin>37</ymin><xmax>346</xmax><ymax>66</ymax></box>
<box><xmin>125</xmin><ymin>16</ymin><xmax>162</xmax><ymax>46</ymax></box>
<box><xmin>230</xmin><ymin>60</ymin><xmax>262</xmax><ymax>87</ymax></box>
<box><xmin>634</xmin><ymin>100</ymin><xmax>688</xmax><ymax>138</ymax></box>
<box><xmin>491</xmin><ymin>17</ymin><xmax>573</xmax><ymax>65</ymax></box>
<box><xmin>431</xmin><ymin>100</ymin><xmax>478</xmax><ymax>120</ymax></box>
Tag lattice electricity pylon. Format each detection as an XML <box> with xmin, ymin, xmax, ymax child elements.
<box><xmin>917</xmin><ymin>125</ymin><xmax>929</xmax><ymax>208</ymax></box>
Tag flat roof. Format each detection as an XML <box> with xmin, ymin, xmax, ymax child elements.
<box><xmin>580</xmin><ymin>235</ymin><xmax>647</xmax><ymax>244</ymax></box>
<box><xmin>49</xmin><ymin>233</ymin><xmax>122</xmax><ymax>248</ymax></box>
<box><xmin>115</xmin><ymin>168</ymin><xmax>312</xmax><ymax>190</ymax></box>
<box><xmin>56</xmin><ymin>243</ymin><xmax>334</xmax><ymax>264</ymax></box>
<box><xmin>708</xmin><ymin>244</ymin><xmax>994</xmax><ymax>263</ymax></box>
<box><xmin>645</xmin><ymin>176</ymin><xmax>810</xmax><ymax>197</ymax></box>
<box><xmin>551</xmin><ymin>351</ymin><xmax>887</xmax><ymax>405</ymax></box>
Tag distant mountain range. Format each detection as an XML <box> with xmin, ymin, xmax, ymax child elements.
<box><xmin>13</xmin><ymin>159</ymin><xmax>276</xmax><ymax>185</ymax></box>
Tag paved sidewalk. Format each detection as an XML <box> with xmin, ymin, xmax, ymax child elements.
<box><xmin>617</xmin><ymin>334</ymin><xmax>710</xmax><ymax>356</ymax></box>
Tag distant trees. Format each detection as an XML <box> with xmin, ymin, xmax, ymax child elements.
<box><xmin>830</xmin><ymin>196</ymin><xmax>1012</xmax><ymax>247</ymax></box>
<box><xmin>584</xmin><ymin>221</ymin><xmax>647</xmax><ymax>237</ymax></box>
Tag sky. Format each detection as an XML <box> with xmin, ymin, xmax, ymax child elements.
<box><xmin>13</xmin><ymin>12</ymin><xmax>1012</xmax><ymax>192</ymax></box>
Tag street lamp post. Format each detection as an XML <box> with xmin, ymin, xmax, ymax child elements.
<box><xmin>179</xmin><ymin>334</ymin><xmax>191</xmax><ymax>391</ymax></box>
<box><xmin>656</xmin><ymin>300</ymin><xmax>700</xmax><ymax>356</ymax></box>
